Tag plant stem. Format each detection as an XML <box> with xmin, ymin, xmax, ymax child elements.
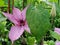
<box><xmin>51</xmin><ymin>17</ymin><xmax>55</xmax><ymax>30</ymax></box>
<box><xmin>21</xmin><ymin>36</ymin><xmax>27</xmax><ymax>45</ymax></box>
<box><xmin>58</xmin><ymin>0</ymin><xmax>59</xmax><ymax>5</ymax></box>
<box><xmin>12</xmin><ymin>0</ymin><xmax>14</xmax><ymax>14</ymax></box>
<box><xmin>23</xmin><ymin>0</ymin><xmax>27</xmax><ymax>9</ymax></box>
<box><xmin>40</xmin><ymin>39</ymin><xmax>43</xmax><ymax>45</ymax></box>
<box><xmin>11</xmin><ymin>43</ymin><xmax>14</xmax><ymax>45</ymax></box>
<box><xmin>11</xmin><ymin>42</ymin><xmax>14</xmax><ymax>45</ymax></box>
<box><xmin>23</xmin><ymin>0</ymin><xmax>25</xmax><ymax>9</ymax></box>
<box><xmin>8</xmin><ymin>0</ymin><xmax>10</xmax><ymax>13</ymax></box>
<box><xmin>37</xmin><ymin>38</ymin><xmax>44</xmax><ymax>45</ymax></box>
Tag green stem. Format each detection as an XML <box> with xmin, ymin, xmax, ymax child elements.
<box><xmin>23</xmin><ymin>0</ymin><xmax>27</xmax><ymax>9</ymax></box>
<box><xmin>37</xmin><ymin>38</ymin><xmax>44</xmax><ymax>45</ymax></box>
<box><xmin>8</xmin><ymin>0</ymin><xmax>10</xmax><ymax>13</ymax></box>
<box><xmin>58</xmin><ymin>0</ymin><xmax>59</xmax><ymax>5</ymax></box>
<box><xmin>40</xmin><ymin>39</ymin><xmax>43</xmax><ymax>45</ymax></box>
<box><xmin>11</xmin><ymin>43</ymin><xmax>14</xmax><ymax>45</ymax></box>
<box><xmin>21</xmin><ymin>36</ymin><xmax>27</xmax><ymax>45</ymax></box>
<box><xmin>12</xmin><ymin>0</ymin><xmax>14</xmax><ymax>14</ymax></box>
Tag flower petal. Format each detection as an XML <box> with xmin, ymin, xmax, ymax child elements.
<box><xmin>55</xmin><ymin>41</ymin><xmax>60</xmax><ymax>45</ymax></box>
<box><xmin>9</xmin><ymin>26</ymin><xmax>24</xmax><ymax>42</ymax></box>
<box><xmin>24</xmin><ymin>21</ymin><xmax>31</xmax><ymax>33</ymax></box>
<box><xmin>54</xmin><ymin>28</ymin><xmax>60</xmax><ymax>34</ymax></box>
<box><xmin>2</xmin><ymin>12</ymin><xmax>19</xmax><ymax>25</ymax></box>
<box><xmin>22</xmin><ymin>5</ymin><xmax>29</xmax><ymax>20</ymax></box>
<box><xmin>13</xmin><ymin>7</ymin><xmax>22</xmax><ymax>20</ymax></box>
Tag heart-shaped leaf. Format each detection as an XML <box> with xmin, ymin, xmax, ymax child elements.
<box><xmin>26</xmin><ymin>4</ymin><xmax>51</xmax><ymax>42</ymax></box>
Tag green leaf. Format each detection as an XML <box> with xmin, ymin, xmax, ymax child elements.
<box><xmin>0</xmin><ymin>21</ymin><xmax>7</xmax><ymax>30</ymax></box>
<box><xmin>56</xmin><ymin>4</ymin><xmax>60</xmax><ymax>14</ymax></box>
<box><xmin>0</xmin><ymin>18</ymin><xmax>6</xmax><ymax>22</ymax></box>
<box><xmin>27</xmin><ymin>0</ymin><xmax>35</xmax><ymax>4</ymax></box>
<box><xmin>48</xmin><ymin>40</ymin><xmax>55</xmax><ymax>45</ymax></box>
<box><xmin>49</xmin><ymin>0</ymin><xmax>58</xmax><ymax>3</ymax></box>
<box><xmin>50</xmin><ymin>30</ymin><xmax>60</xmax><ymax>40</ymax></box>
<box><xmin>26</xmin><ymin>4</ymin><xmax>51</xmax><ymax>42</ymax></box>
<box><xmin>0</xmin><ymin>0</ymin><xmax>5</xmax><ymax>6</ymax></box>
<box><xmin>27</xmin><ymin>37</ymin><xmax>36</xmax><ymax>45</ymax></box>
<box><xmin>0</xmin><ymin>13</ymin><xmax>6</xmax><ymax>22</ymax></box>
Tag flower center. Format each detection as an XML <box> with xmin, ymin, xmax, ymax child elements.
<box><xmin>20</xmin><ymin>20</ymin><xmax>25</xmax><ymax>26</ymax></box>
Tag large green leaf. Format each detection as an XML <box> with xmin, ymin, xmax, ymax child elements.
<box><xmin>26</xmin><ymin>4</ymin><xmax>51</xmax><ymax>42</ymax></box>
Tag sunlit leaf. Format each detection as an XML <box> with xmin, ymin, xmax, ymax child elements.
<box><xmin>50</xmin><ymin>30</ymin><xmax>60</xmax><ymax>40</ymax></box>
<box><xmin>0</xmin><ymin>0</ymin><xmax>5</xmax><ymax>6</ymax></box>
<box><xmin>49</xmin><ymin>0</ymin><xmax>58</xmax><ymax>3</ymax></box>
<box><xmin>27</xmin><ymin>37</ymin><xmax>36</xmax><ymax>45</ymax></box>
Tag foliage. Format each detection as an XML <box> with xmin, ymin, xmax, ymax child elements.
<box><xmin>0</xmin><ymin>0</ymin><xmax>5</xmax><ymax>6</ymax></box>
<box><xmin>26</xmin><ymin>3</ymin><xmax>51</xmax><ymax>42</ymax></box>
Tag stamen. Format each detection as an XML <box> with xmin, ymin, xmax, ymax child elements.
<box><xmin>20</xmin><ymin>20</ymin><xmax>25</xmax><ymax>26</ymax></box>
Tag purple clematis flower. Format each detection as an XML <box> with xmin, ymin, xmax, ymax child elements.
<box><xmin>2</xmin><ymin>6</ymin><xmax>30</xmax><ymax>43</ymax></box>
<box><xmin>55</xmin><ymin>41</ymin><xmax>60</xmax><ymax>45</ymax></box>
<box><xmin>54</xmin><ymin>28</ymin><xmax>60</xmax><ymax>34</ymax></box>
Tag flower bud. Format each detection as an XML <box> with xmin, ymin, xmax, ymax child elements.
<box><xmin>50</xmin><ymin>3</ymin><xmax>56</xmax><ymax>17</ymax></box>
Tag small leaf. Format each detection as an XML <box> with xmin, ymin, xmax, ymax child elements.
<box><xmin>0</xmin><ymin>0</ymin><xmax>5</xmax><ymax>6</ymax></box>
<box><xmin>0</xmin><ymin>18</ymin><xmax>6</xmax><ymax>22</ymax></box>
<box><xmin>48</xmin><ymin>40</ymin><xmax>55</xmax><ymax>45</ymax></box>
<box><xmin>27</xmin><ymin>37</ymin><xmax>36</xmax><ymax>45</ymax></box>
<box><xmin>50</xmin><ymin>30</ymin><xmax>60</xmax><ymax>40</ymax></box>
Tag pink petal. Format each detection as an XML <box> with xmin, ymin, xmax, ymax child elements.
<box><xmin>55</xmin><ymin>41</ymin><xmax>60</xmax><ymax>45</ymax></box>
<box><xmin>9</xmin><ymin>26</ymin><xmax>24</xmax><ymax>42</ymax></box>
<box><xmin>13</xmin><ymin>7</ymin><xmax>22</xmax><ymax>20</ymax></box>
<box><xmin>2</xmin><ymin>12</ymin><xmax>19</xmax><ymax>25</ymax></box>
<box><xmin>22</xmin><ymin>5</ymin><xmax>29</xmax><ymax>20</ymax></box>
<box><xmin>24</xmin><ymin>21</ymin><xmax>31</xmax><ymax>33</ymax></box>
<box><xmin>54</xmin><ymin>28</ymin><xmax>60</xmax><ymax>34</ymax></box>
